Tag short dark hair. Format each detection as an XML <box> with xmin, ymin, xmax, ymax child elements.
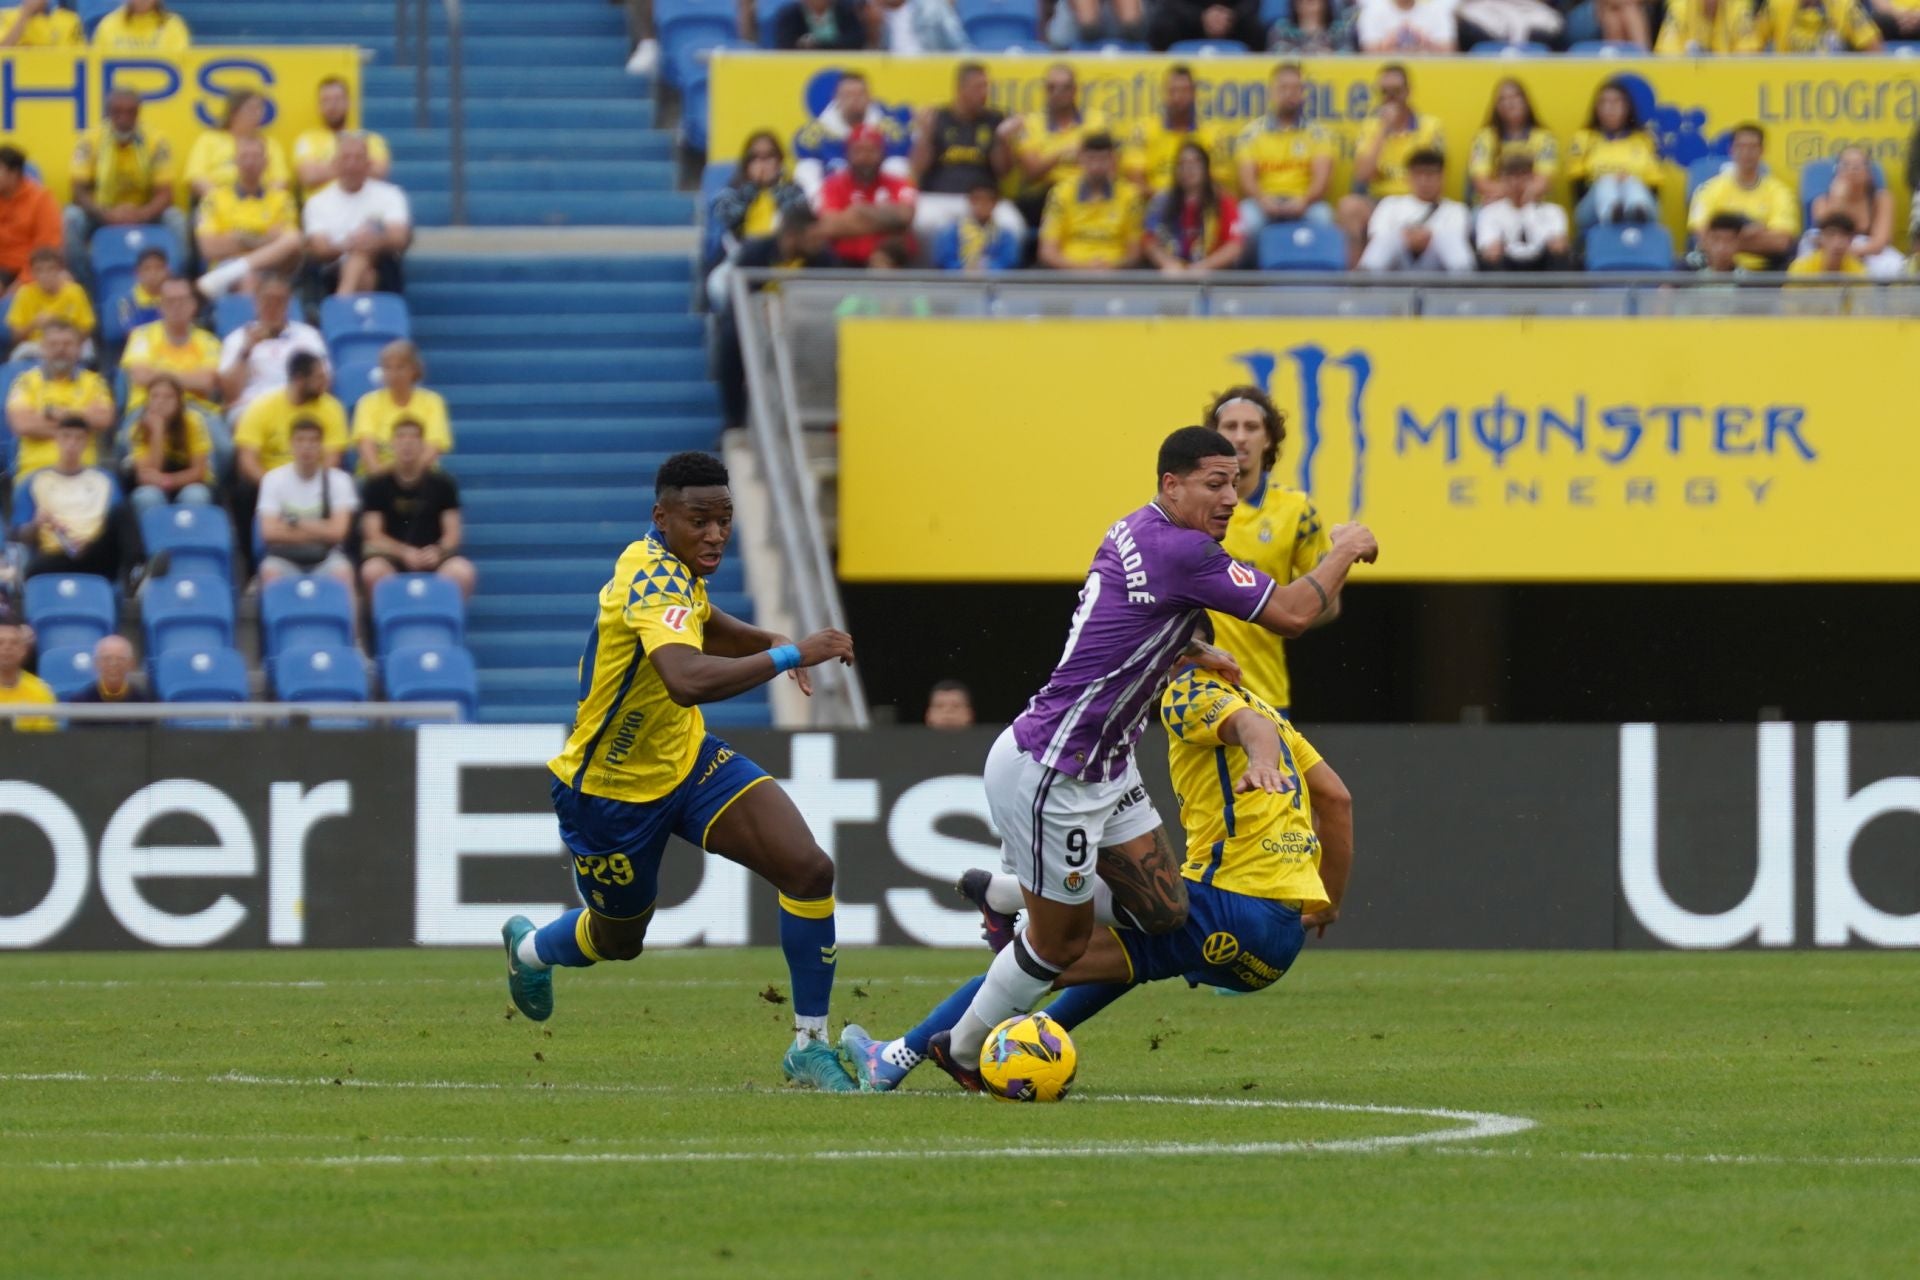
<box><xmin>1818</xmin><ymin>211</ymin><xmax>1858</xmax><ymax>236</ymax></box>
<box><xmin>55</xmin><ymin>414</ymin><xmax>90</xmax><ymax>433</ymax></box>
<box><xmin>1272</xmin><ymin>61</ymin><xmax>1303</xmax><ymax>81</ymax></box>
<box><xmin>287</xmin><ymin>351</ymin><xmax>324</xmax><ymax>381</ymax></box>
<box><xmin>967</xmin><ymin>176</ymin><xmax>999</xmax><ymax>197</ymax></box>
<box><xmin>29</xmin><ymin>247</ymin><xmax>62</xmax><ymax>268</ymax></box>
<box><xmin>319</xmin><ymin>75</ymin><xmax>348</xmax><ymax>93</ymax></box>
<box><xmin>0</xmin><ymin>145</ymin><xmax>25</xmax><ymax>174</ymax></box>
<box><xmin>656</xmin><ymin>451</ymin><xmax>729</xmax><ymax>497</ymax></box>
<box><xmin>1158</xmin><ymin>426</ymin><xmax>1236</xmax><ymax>481</ymax></box>
<box><xmin>289</xmin><ymin>417</ymin><xmax>324</xmax><ymax>438</ymax></box>
<box><xmin>1705</xmin><ymin>212</ymin><xmax>1748</xmax><ymax>234</ymax></box>
<box><xmin>1166</xmin><ymin>64</ymin><xmax>1193</xmax><ymax>83</ymax></box>
<box><xmin>1732</xmin><ymin>123</ymin><xmax>1765</xmax><ymax>146</ymax></box>
<box><xmin>779</xmin><ymin>204</ymin><xmax>817</xmax><ymax>234</ymax></box>
<box><xmin>1380</xmin><ymin>62</ymin><xmax>1409</xmax><ymax>84</ymax></box>
<box><xmin>1407</xmin><ymin>148</ymin><xmax>1444</xmax><ymax>171</ymax></box>
<box><xmin>929</xmin><ymin>679</ymin><xmax>971</xmax><ymax>700</ymax></box>
<box><xmin>1081</xmin><ymin>131</ymin><xmax>1115</xmax><ymax>153</ymax></box>
<box><xmin>255</xmin><ymin>271</ymin><xmax>292</xmax><ymax>294</ymax></box>
<box><xmin>135</xmin><ymin>247</ymin><xmax>169</xmax><ymax>268</ymax></box>
<box><xmin>956</xmin><ymin>61</ymin><xmax>986</xmax><ymax>83</ymax></box>
<box><xmin>838</xmin><ymin>70</ymin><xmax>868</xmax><ymax>89</ymax></box>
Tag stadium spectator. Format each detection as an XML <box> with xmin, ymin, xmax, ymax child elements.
<box><xmin>1149</xmin><ymin>0</ymin><xmax>1265</xmax><ymax>50</ymax></box>
<box><xmin>911</xmin><ymin>64</ymin><xmax>1023</xmax><ymax>240</ymax></box>
<box><xmin>256</xmin><ymin>418</ymin><xmax>358</xmax><ymax>594</ymax></box>
<box><xmin>294</xmin><ymin>77</ymin><xmax>393</xmax><ymax>195</ymax></box>
<box><xmin>1123</xmin><ymin>66</ymin><xmax>1234</xmax><ymax>197</ymax></box>
<box><xmin>1009</xmin><ymin>65</ymin><xmax>1111</xmax><ymax>227</ymax></box>
<box><xmin>0</xmin><ymin>145</ymin><xmax>61</xmax><ymax>288</ymax></box>
<box><xmin>814</xmin><ymin>126</ymin><xmax>917</xmax><ymax>268</ymax></box>
<box><xmin>875</xmin><ymin>0</ymin><xmax>967</xmax><ymax>50</ymax></box>
<box><xmin>7</xmin><ymin>248</ymin><xmax>95</xmax><ymax>358</ymax></box>
<box><xmin>772</xmin><ymin>0</ymin><xmax>870</xmax><ymax>49</ymax></box>
<box><xmin>184</xmin><ymin>90</ymin><xmax>290</xmax><ymax>200</ymax></box>
<box><xmin>1875</xmin><ymin>0</ymin><xmax>1920</xmax><ymax>39</ymax></box>
<box><xmin>110</xmin><ymin>247</ymin><xmax>169</xmax><ymax>337</ymax></box>
<box><xmin>353</xmin><ymin>340</ymin><xmax>451</xmax><ymax>477</ymax></box>
<box><xmin>192</xmin><ymin>137</ymin><xmax>303</xmax><ymax>298</ymax></box>
<box><xmin>1475</xmin><ymin>153</ymin><xmax>1570</xmax><ymax>271</ymax></box>
<box><xmin>1688</xmin><ymin>125</ymin><xmax>1798</xmax><ymax>271</ymax></box>
<box><xmin>125</xmin><ymin>275</ymin><xmax>228</xmax><ymax>470</ymax></box>
<box><xmin>91</xmin><ymin>0</ymin><xmax>190</xmax><ymax>50</ymax></box>
<box><xmin>1568</xmin><ymin>79</ymin><xmax>1662</xmax><ymax>230</ymax></box>
<box><xmin>125</xmin><ymin>374</ymin><xmax>213</xmax><ymax>511</ymax></box>
<box><xmin>1037</xmin><ymin>132</ymin><xmax>1142</xmax><ymax>270</ymax></box>
<box><xmin>1655</xmin><ymin>0</ymin><xmax>1761</xmax><ymax>50</ymax></box>
<box><xmin>1755</xmin><ymin>0</ymin><xmax>1881</xmax><ymax>47</ymax></box>
<box><xmin>924</xmin><ymin>678</ymin><xmax>974</xmax><ymax>729</ymax></box>
<box><xmin>707</xmin><ymin>132</ymin><xmax>810</xmax><ymax>308</ymax></box>
<box><xmin>1805</xmin><ymin>146</ymin><xmax>1904</xmax><ymax>278</ymax></box>
<box><xmin>235</xmin><ymin>351</ymin><xmax>348</xmax><ymax>488</ymax></box>
<box><xmin>358</xmin><ymin>419</ymin><xmax>474</xmax><ymax>599</ymax></box>
<box><xmin>1695</xmin><ymin>212</ymin><xmax>1748</xmax><ymax>274</ymax></box>
<box><xmin>1787</xmin><ymin>212</ymin><xmax>1866</xmax><ymax>277</ymax></box>
<box><xmin>1269</xmin><ymin>0</ymin><xmax>1360</xmax><ymax>50</ymax></box>
<box><xmin>1236</xmin><ymin>63</ymin><xmax>1336</xmax><ymax>255</ymax></box>
<box><xmin>63</xmin><ymin>89</ymin><xmax>186</xmax><ymax>283</ymax></box>
<box><xmin>65</xmin><ymin>635</ymin><xmax>153</xmax><ymax>712</ymax></box>
<box><xmin>12</xmin><ymin>415</ymin><xmax>140</xmax><ymax>583</ymax></box>
<box><xmin>793</xmin><ymin>73</ymin><xmax>910</xmax><ymax>199</ymax></box>
<box><xmin>0</xmin><ymin>609</ymin><xmax>56</xmax><ymax>731</ymax></box>
<box><xmin>715</xmin><ymin>207</ymin><xmax>835</xmax><ymax>427</ymax></box>
<box><xmin>217</xmin><ymin>274</ymin><xmax>327</xmax><ymax>418</ymax></box>
<box><xmin>1469</xmin><ymin>79</ymin><xmax>1556</xmax><ymax>208</ymax></box>
<box><xmin>6</xmin><ymin>322</ymin><xmax>113</xmax><ymax>481</ymax></box>
<box><xmin>1356</xmin><ymin>0</ymin><xmax>1458</xmax><ymax>50</ymax></box>
<box><xmin>1359</xmin><ymin>149</ymin><xmax>1474</xmax><ymax>273</ymax></box>
<box><xmin>1052</xmin><ymin>0</ymin><xmax>1148</xmax><ymax>45</ymax></box>
<box><xmin>1337</xmin><ymin>65</ymin><xmax>1443</xmax><ymax>259</ymax></box>
<box><xmin>302</xmin><ymin>135</ymin><xmax>411</xmax><ymax>296</ymax></box>
<box><xmin>932</xmin><ymin>180</ymin><xmax>1023</xmax><ymax>272</ymax></box>
<box><xmin>1144</xmin><ymin>142</ymin><xmax>1243</xmax><ymax>274</ymax></box>
<box><xmin>0</xmin><ymin>0</ymin><xmax>81</xmax><ymax>46</ymax></box>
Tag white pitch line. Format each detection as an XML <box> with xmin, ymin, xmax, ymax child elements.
<box><xmin>19</xmin><ymin>976</ymin><xmax>957</xmax><ymax>990</ymax></box>
<box><xmin>1440</xmin><ymin>1146</ymin><xmax>1920</xmax><ymax>1170</ymax></box>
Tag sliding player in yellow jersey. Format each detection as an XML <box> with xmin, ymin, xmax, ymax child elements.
<box><xmin>501</xmin><ymin>452</ymin><xmax>861</xmax><ymax>1090</ymax></box>
<box><xmin>844</xmin><ymin>657</ymin><xmax>1354</xmax><ymax>1091</ymax></box>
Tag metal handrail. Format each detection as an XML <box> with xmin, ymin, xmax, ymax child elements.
<box><xmin>392</xmin><ymin>0</ymin><xmax>466</xmax><ymax>225</ymax></box>
<box><xmin>0</xmin><ymin>702</ymin><xmax>462</xmax><ymax>724</ymax></box>
<box><xmin>731</xmin><ymin>266</ymin><xmax>1920</xmax><ymax>292</ymax></box>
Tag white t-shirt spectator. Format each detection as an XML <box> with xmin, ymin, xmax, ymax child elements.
<box><xmin>219</xmin><ymin>321</ymin><xmax>329</xmax><ymax>417</ymax></box>
<box><xmin>303</xmin><ymin>179</ymin><xmax>412</xmax><ymax>242</ymax></box>
<box><xmin>257</xmin><ymin>462</ymin><xmax>360</xmax><ymax>532</ymax></box>
<box><xmin>1357</xmin><ymin>0</ymin><xmax>1458</xmax><ymax>51</ymax></box>
<box><xmin>1475</xmin><ymin>199</ymin><xmax>1570</xmax><ymax>264</ymax></box>
<box><xmin>1360</xmin><ymin>194</ymin><xmax>1476</xmax><ymax>272</ymax></box>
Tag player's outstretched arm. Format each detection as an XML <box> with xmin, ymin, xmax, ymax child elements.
<box><xmin>1301</xmin><ymin>761</ymin><xmax>1353</xmax><ymax>938</ymax></box>
<box><xmin>1254</xmin><ymin>523</ymin><xmax>1378</xmax><ymax>639</ymax></box>
<box><xmin>703</xmin><ymin>607</ymin><xmax>824</xmax><ymax>697</ymax></box>
<box><xmin>649</xmin><ymin>628</ymin><xmax>854</xmax><ymax>708</ymax></box>
<box><xmin>1219</xmin><ymin>710</ymin><xmax>1290</xmax><ymax>794</ymax></box>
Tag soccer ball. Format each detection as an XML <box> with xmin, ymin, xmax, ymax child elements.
<box><xmin>978</xmin><ymin>1012</ymin><xmax>1077</xmax><ymax>1102</ymax></box>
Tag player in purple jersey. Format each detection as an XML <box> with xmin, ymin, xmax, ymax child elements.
<box><xmin>919</xmin><ymin>426</ymin><xmax>1378</xmax><ymax>1089</ymax></box>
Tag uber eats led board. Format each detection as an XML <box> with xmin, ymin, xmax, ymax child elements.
<box><xmin>839</xmin><ymin>317</ymin><xmax>1920</xmax><ymax>583</ymax></box>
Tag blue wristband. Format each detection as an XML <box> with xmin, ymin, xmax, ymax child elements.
<box><xmin>769</xmin><ymin>644</ymin><xmax>801</xmax><ymax>674</ymax></box>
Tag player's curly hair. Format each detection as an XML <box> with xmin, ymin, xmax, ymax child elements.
<box><xmin>1205</xmin><ymin>385</ymin><xmax>1286</xmax><ymax>476</ymax></box>
<box><xmin>656</xmin><ymin>451</ymin><xmax>730</xmax><ymax>497</ymax></box>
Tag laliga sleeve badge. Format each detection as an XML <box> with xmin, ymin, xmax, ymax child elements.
<box><xmin>1227</xmin><ymin>561</ymin><xmax>1257</xmax><ymax>589</ymax></box>
<box><xmin>661</xmin><ymin>605</ymin><xmax>690</xmax><ymax>631</ymax></box>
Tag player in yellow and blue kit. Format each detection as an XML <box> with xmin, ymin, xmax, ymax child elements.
<box><xmin>844</xmin><ymin>658</ymin><xmax>1355</xmax><ymax>1091</ymax></box>
<box><xmin>501</xmin><ymin>452</ymin><xmax>861</xmax><ymax>1090</ymax></box>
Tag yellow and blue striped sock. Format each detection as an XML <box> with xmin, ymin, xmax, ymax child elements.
<box><xmin>777</xmin><ymin>893</ymin><xmax>837</xmax><ymax>1034</ymax></box>
<box><xmin>531</xmin><ymin>908</ymin><xmax>600</xmax><ymax>968</ymax></box>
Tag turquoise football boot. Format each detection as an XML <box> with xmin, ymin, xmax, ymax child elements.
<box><xmin>782</xmin><ymin>1038</ymin><xmax>859</xmax><ymax>1092</ymax></box>
<box><xmin>501</xmin><ymin>915</ymin><xmax>553</xmax><ymax>1022</ymax></box>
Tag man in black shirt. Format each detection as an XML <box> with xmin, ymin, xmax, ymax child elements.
<box><xmin>358</xmin><ymin>420</ymin><xmax>475</xmax><ymax>598</ymax></box>
<box><xmin>65</xmin><ymin>635</ymin><xmax>155</xmax><ymax>725</ymax></box>
<box><xmin>910</xmin><ymin>62</ymin><xmax>1024</xmax><ymax>246</ymax></box>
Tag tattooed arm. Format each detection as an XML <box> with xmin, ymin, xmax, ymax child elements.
<box><xmin>1097</xmin><ymin>827</ymin><xmax>1190</xmax><ymax>934</ymax></box>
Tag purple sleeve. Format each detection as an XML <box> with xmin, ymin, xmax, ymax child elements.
<box><xmin>1169</xmin><ymin>534</ymin><xmax>1277</xmax><ymax>622</ymax></box>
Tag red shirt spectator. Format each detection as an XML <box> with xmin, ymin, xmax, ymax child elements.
<box><xmin>815</xmin><ymin>126</ymin><xmax>917</xmax><ymax>267</ymax></box>
<box><xmin>0</xmin><ymin>147</ymin><xmax>61</xmax><ymax>284</ymax></box>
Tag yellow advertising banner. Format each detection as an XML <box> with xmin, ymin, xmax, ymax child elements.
<box><xmin>0</xmin><ymin>48</ymin><xmax>361</xmax><ymax>201</ymax></box>
<box><xmin>711</xmin><ymin>51</ymin><xmax>1920</xmax><ymax>232</ymax></box>
<box><xmin>840</xmin><ymin>317</ymin><xmax>1920</xmax><ymax>583</ymax></box>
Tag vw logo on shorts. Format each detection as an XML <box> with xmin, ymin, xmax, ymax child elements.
<box><xmin>1202</xmin><ymin>932</ymin><xmax>1240</xmax><ymax>964</ymax></box>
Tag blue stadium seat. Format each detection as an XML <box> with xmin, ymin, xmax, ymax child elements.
<box><xmin>213</xmin><ymin>293</ymin><xmax>256</xmax><ymax>338</ymax></box>
<box><xmin>261</xmin><ymin>576</ymin><xmax>355</xmax><ymax>656</ymax></box>
<box><xmin>756</xmin><ymin>0</ymin><xmax>787</xmax><ymax>48</ymax></box>
<box><xmin>1</xmin><ymin>357</ymin><xmax>32</xmax><ymax>473</ymax></box>
<box><xmin>1071</xmin><ymin>38</ymin><xmax>1148</xmax><ymax>52</ymax></box>
<box><xmin>272</xmin><ymin>645</ymin><xmax>369</xmax><ymax>704</ymax></box>
<box><xmin>1166</xmin><ymin>39</ymin><xmax>1244</xmax><ymax>55</ymax></box>
<box><xmin>382</xmin><ymin>645</ymin><xmax>479</xmax><ymax>723</ymax></box>
<box><xmin>681</xmin><ymin>72</ymin><xmax>711</xmax><ymax>153</ymax></box>
<box><xmin>372</xmin><ymin>573</ymin><xmax>465</xmax><ymax>657</ymax></box>
<box><xmin>1471</xmin><ymin>42</ymin><xmax>1551</xmax><ymax>55</ymax></box>
<box><xmin>1685</xmin><ymin>155</ymin><xmax>1729</xmax><ymax>202</ymax></box>
<box><xmin>37</xmin><ymin>645</ymin><xmax>98</xmax><ymax>700</ymax></box>
<box><xmin>24</xmin><ymin>574</ymin><xmax>116</xmax><ymax>653</ymax></box>
<box><xmin>320</xmin><ymin>293</ymin><xmax>410</xmax><ymax>366</ymax></box>
<box><xmin>958</xmin><ymin>0</ymin><xmax>1039</xmax><ymax>48</ymax></box>
<box><xmin>999</xmin><ymin>38</ymin><xmax>1055</xmax><ymax>52</ymax></box>
<box><xmin>1259</xmin><ymin>0</ymin><xmax>1292</xmax><ymax>25</ymax></box>
<box><xmin>143</xmin><ymin>574</ymin><xmax>235</xmax><ymax>656</ymax></box>
<box><xmin>154</xmin><ymin>647</ymin><xmax>249</xmax><ymax>703</ymax></box>
<box><xmin>1567</xmin><ymin>40</ymin><xmax>1643</xmax><ymax>54</ymax></box>
<box><xmin>1586</xmin><ymin>223</ymin><xmax>1674</xmax><ymax>272</ymax></box>
<box><xmin>333</xmin><ymin>357</ymin><xmax>382</xmax><ymax>405</ymax></box>
<box><xmin>1257</xmin><ymin>221</ymin><xmax>1347</xmax><ymax>271</ymax></box>
<box><xmin>91</xmin><ymin>224</ymin><xmax>185</xmax><ymax>342</ymax></box>
<box><xmin>657</xmin><ymin>0</ymin><xmax>738</xmax><ymax>87</ymax></box>
<box><xmin>77</xmin><ymin>0</ymin><xmax>120</xmax><ymax>34</ymax></box>
<box><xmin>1798</xmin><ymin>156</ymin><xmax>1888</xmax><ymax>231</ymax></box>
<box><xmin>671</xmin><ymin>36</ymin><xmax>752</xmax><ymax>94</ymax></box>
<box><xmin>139</xmin><ymin>504</ymin><xmax>234</xmax><ymax>584</ymax></box>
<box><xmin>700</xmin><ymin>165</ymin><xmax>733</xmax><ymax>269</ymax></box>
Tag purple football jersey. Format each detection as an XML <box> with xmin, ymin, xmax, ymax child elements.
<box><xmin>1013</xmin><ymin>502</ymin><xmax>1277</xmax><ymax>782</ymax></box>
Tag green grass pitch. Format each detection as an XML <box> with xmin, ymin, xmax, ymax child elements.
<box><xmin>2</xmin><ymin>947</ymin><xmax>1916</xmax><ymax>1278</ymax></box>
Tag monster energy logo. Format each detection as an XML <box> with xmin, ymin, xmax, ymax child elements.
<box><xmin>1234</xmin><ymin>345</ymin><xmax>1373</xmax><ymax>518</ymax></box>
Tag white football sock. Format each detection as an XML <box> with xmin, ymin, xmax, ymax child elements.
<box><xmin>984</xmin><ymin>874</ymin><xmax>1024</xmax><ymax>913</ymax></box>
<box><xmin>515</xmin><ymin>933</ymin><xmax>547</xmax><ymax>970</ymax></box>
<box><xmin>881</xmin><ymin>1038</ymin><xmax>922</xmax><ymax>1069</ymax></box>
<box><xmin>793</xmin><ymin>1014</ymin><xmax>828</xmax><ymax>1049</ymax></box>
<box><xmin>949</xmin><ymin>930</ymin><xmax>1062</xmax><ymax>1069</ymax></box>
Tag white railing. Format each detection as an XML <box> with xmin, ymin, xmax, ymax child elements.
<box><xmin>0</xmin><ymin>701</ymin><xmax>462</xmax><ymax>725</ymax></box>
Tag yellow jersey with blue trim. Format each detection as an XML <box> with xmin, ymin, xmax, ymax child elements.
<box><xmin>548</xmin><ymin>533</ymin><xmax>710</xmax><ymax>804</ymax></box>
<box><xmin>1210</xmin><ymin>475</ymin><xmax>1331</xmax><ymax>712</ymax></box>
<box><xmin>1159</xmin><ymin>669</ymin><xmax>1329</xmax><ymax>912</ymax></box>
